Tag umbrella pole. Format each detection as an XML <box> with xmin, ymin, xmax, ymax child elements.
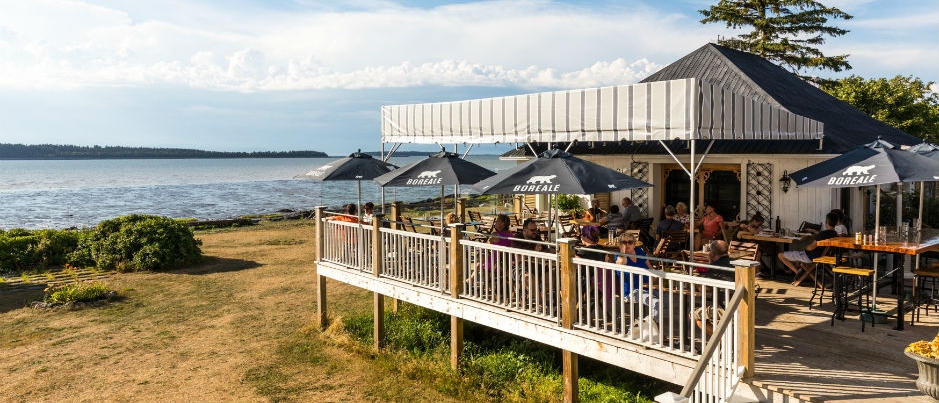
<box><xmin>917</xmin><ymin>181</ymin><xmax>925</xmax><ymax>270</ymax></box>
<box><xmin>873</xmin><ymin>184</ymin><xmax>881</xmax><ymax>312</ymax></box>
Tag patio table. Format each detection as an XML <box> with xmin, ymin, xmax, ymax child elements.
<box><xmin>817</xmin><ymin>233</ymin><xmax>939</xmax><ymax>331</ymax></box>
<box><xmin>738</xmin><ymin>232</ymin><xmax>813</xmax><ymax>278</ymax></box>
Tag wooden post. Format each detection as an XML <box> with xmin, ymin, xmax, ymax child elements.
<box><xmin>558</xmin><ymin>237</ymin><xmax>579</xmax><ymax>403</ymax></box>
<box><xmin>457</xmin><ymin>199</ymin><xmax>466</xmax><ymax>223</ymax></box>
<box><xmin>734</xmin><ymin>261</ymin><xmax>758</xmax><ymax>379</ymax></box>
<box><xmin>314</xmin><ymin>206</ymin><xmax>328</xmax><ymax>330</ymax></box>
<box><xmin>514</xmin><ymin>195</ymin><xmax>524</xmax><ymax>218</ymax></box>
<box><xmin>373</xmin><ymin>217</ymin><xmax>385</xmax><ymax>350</ymax></box>
<box><xmin>449</xmin><ymin>223</ymin><xmax>465</xmax><ymax>370</ymax></box>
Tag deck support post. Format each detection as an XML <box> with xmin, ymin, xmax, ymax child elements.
<box><xmin>450</xmin><ymin>224</ymin><xmax>466</xmax><ymax>371</ymax></box>
<box><xmin>457</xmin><ymin>199</ymin><xmax>466</xmax><ymax>223</ymax></box>
<box><xmin>558</xmin><ymin>238</ymin><xmax>579</xmax><ymax>403</ymax></box>
<box><xmin>373</xmin><ymin>218</ymin><xmax>385</xmax><ymax>350</ymax></box>
<box><xmin>314</xmin><ymin>206</ymin><xmax>328</xmax><ymax>330</ymax></box>
<box><xmin>734</xmin><ymin>261</ymin><xmax>758</xmax><ymax>378</ymax></box>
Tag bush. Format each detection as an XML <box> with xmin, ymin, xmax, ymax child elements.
<box><xmin>43</xmin><ymin>281</ymin><xmax>115</xmax><ymax>305</ymax></box>
<box><xmin>0</xmin><ymin>228</ymin><xmax>81</xmax><ymax>272</ymax></box>
<box><xmin>69</xmin><ymin>214</ymin><xmax>202</xmax><ymax>272</ymax></box>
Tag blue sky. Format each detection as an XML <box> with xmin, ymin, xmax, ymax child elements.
<box><xmin>0</xmin><ymin>0</ymin><xmax>935</xmax><ymax>156</ymax></box>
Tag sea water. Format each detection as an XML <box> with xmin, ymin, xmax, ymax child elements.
<box><xmin>0</xmin><ymin>156</ymin><xmax>515</xmax><ymax>230</ymax></box>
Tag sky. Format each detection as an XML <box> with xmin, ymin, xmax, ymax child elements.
<box><xmin>0</xmin><ymin>0</ymin><xmax>936</xmax><ymax>156</ymax></box>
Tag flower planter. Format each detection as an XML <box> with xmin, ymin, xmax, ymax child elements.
<box><xmin>906</xmin><ymin>351</ymin><xmax>939</xmax><ymax>401</ymax></box>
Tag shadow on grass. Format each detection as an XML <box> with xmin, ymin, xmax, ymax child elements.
<box><xmin>0</xmin><ymin>283</ymin><xmax>45</xmax><ymax>313</ymax></box>
<box><xmin>171</xmin><ymin>256</ymin><xmax>262</xmax><ymax>275</ymax></box>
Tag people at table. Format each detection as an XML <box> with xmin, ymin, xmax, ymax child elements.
<box><xmin>694</xmin><ymin>202</ymin><xmax>724</xmax><ymax>249</ymax></box>
<box><xmin>599</xmin><ymin>205</ymin><xmax>624</xmax><ymax>236</ymax></box>
<box><xmin>585</xmin><ymin>199</ymin><xmax>607</xmax><ymax>222</ymax></box>
<box><xmin>621</xmin><ymin>197</ymin><xmax>644</xmax><ymax>227</ymax></box>
<box><xmin>778</xmin><ymin>212</ymin><xmax>839</xmax><ymax>283</ymax></box>
<box><xmin>512</xmin><ymin>218</ymin><xmax>550</xmax><ymax>252</ymax></box>
<box><xmin>675</xmin><ymin>202</ymin><xmax>691</xmax><ymax>229</ymax></box>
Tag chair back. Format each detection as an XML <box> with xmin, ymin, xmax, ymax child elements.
<box><xmin>399</xmin><ymin>216</ymin><xmax>418</xmax><ymax>232</ymax></box>
<box><xmin>468</xmin><ymin>211</ymin><xmax>483</xmax><ymax>223</ymax></box>
<box><xmin>799</xmin><ymin>221</ymin><xmax>822</xmax><ymax>233</ymax></box>
<box><xmin>728</xmin><ymin>241</ymin><xmax>760</xmax><ymax>260</ymax></box>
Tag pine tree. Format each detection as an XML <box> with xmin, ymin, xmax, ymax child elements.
<box><xmin>699</xmin><ymin>0</ymin><xmax>852</xmax><ymax>76</ymax></box>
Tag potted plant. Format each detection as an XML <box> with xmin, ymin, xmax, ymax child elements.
<box><xmin>553</xmin><ymin>194</ymin><xmax>585</xmax><ymax>218</ymax></box>
<box><xmin>905</xmin><ymin>333</ymin><xmax>939</xmax><ymax>400</ymax></box>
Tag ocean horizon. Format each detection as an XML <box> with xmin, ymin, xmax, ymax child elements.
<box><xmin>0</xmin><ymin>156</ymin><xmax>515</xmax><ymax>230</ymax></box>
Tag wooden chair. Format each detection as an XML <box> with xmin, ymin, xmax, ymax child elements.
<box><xmin>557</xmin><ymin>214</ymin><xmax>579</xmax><ymax>238</ymax></box>
<box><xmin>662</xmin><ymin>230</ymin><xmax>688</xmax><ymax>260</ymax></box>
<box><xmin>799</xmin><ymin>221</ymin><xmax>822</xmax><ymax>233</ymax></box>
<box><xmin>728</xmin><ymin>241</ymin><xmax>760</xmax><ymax>261</ymax></box>
<box><xmin>793</xmin><ymin>246</ymin><xmax>832</xmax><ymax>287</ymax></box>
<box><xmin>398</xmin><ymin>216</ymin><xmax>418</xmax><ymax>233</ymax></box>
<box><xmin>649</xmin><ymin>238</ymin><xmax>669</xmax><ymax>270</ymax></box>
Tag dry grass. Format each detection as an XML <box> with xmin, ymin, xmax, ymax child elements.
<box><xmin>0</xmin><ymin>220</ymin><xmax>462</xmax><ymax>403</ymax></box>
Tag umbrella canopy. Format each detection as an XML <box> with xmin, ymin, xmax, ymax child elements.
<box><xmin>472</xmin><ymin>149</ymin><xmax>652</xmax><ymax>195</ymax></box>
<box><xmin>909</xmin><ymin>141</ymin><xmax>939</xmax><ymax>161</ymax></box>
<box><xmin>302</xmin><ymin>149</ymin><xmax>397</xmax><ymax>181</ymax></box>
<box><xmin>374</xmin><ymin>150</ymin><xmax>495</xmax><ymax>187</ymax></box>
<box><xmin>790</xmin><ymin>139</ymin><xmax>939</xmax><ymax>188</ymax></box>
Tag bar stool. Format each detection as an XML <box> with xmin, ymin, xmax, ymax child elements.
<box><xmin>809</xmin><ymin>255</ymin><xmax>837</xmax><ymax>309</ymax></box>
<box><xmin>830</xmin><ymin>266</ymin><xmax>875</xmax><ymax>332</ymax></box>
<box><xmin>911</xmin><ymin>265</ymin><xmax>939</xmax><ymax>325</ymax></box>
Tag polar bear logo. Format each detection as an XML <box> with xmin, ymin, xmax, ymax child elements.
<box><xmin>526</xmin><ymin>175</ymin><xmax>557</xmax><ymax>184</ymax></box>
<box><xmin>417</xmin><ymin>170</ymin><xmax>441</xmax><ymax>178</ymax></box>
<box><xmin>842</xmin><ymin>165</ymin><xmax>875</xmax><ymax>176</ymax></box>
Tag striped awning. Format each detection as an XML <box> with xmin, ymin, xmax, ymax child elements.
<box><xmin>380</xmin><ymin>78</ymin><xmax>823</xmax><ymax>144</ymax></box>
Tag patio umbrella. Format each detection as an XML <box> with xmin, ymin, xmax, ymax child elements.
<box><xmin>472</xmin><ymin>149</ymin><xmax>652</xmax><ymax>238</ymax></box>
<box><xmin>789</xmin><ymin>138</ymin><xmax>939</xmax><ymax>310</ymax></box>
<box><xmin>374</xmin><ymin>149</ymin><xmax>496</xmax><ymax>232</ymax></box>
<box><xmin>300</xmin><ymin>149</ymin><xmax>397</xmax><ymax>222</ymax></box>
<box><xmin>909</xmin><ymin>141</ymin><xmax>939</xmax><ymax>270</ymax></box>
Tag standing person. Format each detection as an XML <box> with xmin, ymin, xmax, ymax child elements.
<box><xmin>674</xmin><ymin>202</ymin><xmax>691</xmax><ymax>229</ymax></box>
<box><xmin>621</xmin><ymin>197</ymin><xmax>643</xmax><ymax>228</ymax></box>
<box><xmin>362</xmin><ymin>202</ymin><xmax>375</xmax><ymax>223</ymax></box>
<box><xmin>778</xmin><ymin>212</ymin><xmax>839</xmax><ymax>283</ymax></box>
<box><xmin>694</xmin><ymin>202</ymin><xmax>724</xmax><ymax>250</ymax></box>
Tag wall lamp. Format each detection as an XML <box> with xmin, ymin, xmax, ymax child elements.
<box><xmin>779</xmin><ymin>170</ymin><xmax>792</xmax><ymax>193</ymax></box>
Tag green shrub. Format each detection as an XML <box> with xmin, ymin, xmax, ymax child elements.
<box><xmin>43</xmin><ymin>281</ymin><xmax>114</xmax><ymax>305</ymax></box>
<box><xmin>0</xmin><ymin>228</ymin><xmax>81</xmax><ymax>272</ymax></box>
<box><xmin>69</xmin><ymin>214</ymin><xmax>202</xmax><ymax>272</ymax></box>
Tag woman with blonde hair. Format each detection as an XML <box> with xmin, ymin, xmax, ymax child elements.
<box><xmin>675</xmin><ymin>201</ymin><xmax>690</xmax><ymax>228</ymax></box>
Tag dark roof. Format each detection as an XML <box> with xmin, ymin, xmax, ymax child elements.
<box><xmin>641</xmin><ymin>43</ymin><xmax>920</xmax><ymax>154</ymax></box>
<box><xmin>502</xmin><ymin>43</ymin><xmax>921</xmax><ymax>158</ymax></box>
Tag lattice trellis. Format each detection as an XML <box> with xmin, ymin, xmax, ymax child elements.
<box><xmin>630</xmin><ymin>161</ymin><xmax>650</xmax><ymax>217</ymax></box>
<box><xmin>746</xmin><ymin>162</ymin><xmax>773</xmax><ymax>221</ymax></box>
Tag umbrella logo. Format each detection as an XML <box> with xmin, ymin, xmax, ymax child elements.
<box><xmin>512</xmin><ymin>175</ymin><xmax>560</xmax><ymax>192</ymax></box>
<box><xmin>406</xmin><ymin>170</ymin><xmax>443</xmax><ymax>185</ymax></box>
<box><xmin>828</xmin><ymin>164</ymin><xmax>877</xmax><ymax>186</ymax></box>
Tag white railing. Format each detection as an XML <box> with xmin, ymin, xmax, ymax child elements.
<box><xmin>379</xmin><ymin>227</ymin><xmax>449</xmax><ymax>292</ymax></box>
<box><xmin>460</xmin><ymin>237</ymin><xmax>560</xmax><ymax>320</ymax></box>
<box><xmin>317</xmin><ymin>218</ymin><xmax>750</xmax><ymax>402</ymax></box>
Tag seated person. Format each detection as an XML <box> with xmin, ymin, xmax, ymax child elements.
<box><xmin>575</xmin><ymin>225</ymin><xmax>606</xmax><ymax>261</ymax></box>
<box><xmin>617</xmin><ymin>233</ymin><xmax>652</xmax><ymax>296</ymax></box>
<box><xmin>599</xmin><ymin>204</ymin><xmax>624</xmax><ymax>236</ymax></box>
<box><xmin>362</xmin><ymin>202</ymin><xmax>375</xmax><ymax>223</ymax></box>
<box><xmin>708</xmin><ymin>240</ymin><xmax>733</xmax><ymax>269</ymax></box>
<box><xmin>330</xmin><ymin>203</ymin><xmax>359</xmax><ymax>223</ymax></box>
<box><xmin>445</xmin><ymin>212</ymin><xmax>461</xmax><ymax>225</ymax></box>
<box><xmin>736</xmin><ymin>214</ymin><xmax>765</xmax><ymax>239</ymax></box>
<box><xmin>778</xmin><ymin>212</ymin><xmax>839</xmax><ymax>280</ymax></box>
<box><xmin>655</xmin><ymin>205</ymin><xmax>685</xmax><ymax>251</ymax></box>
<box><xmin>694</xmin><ymin>202</ymin><xmax>724</xmax><ymax>250</ymax></box>
<box><xmin>512</xmin><ymin>218</ymin><xmax>551</xmax><ymax>252</ymax></box>
<box><xmin>584</xmin><ymin>199</ymin><xmax>607</xmax><ymax>222</ymax></box>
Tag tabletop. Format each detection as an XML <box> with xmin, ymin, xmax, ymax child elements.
<box><xmin>738</xmin><ymin>232</ymin><xmax>813</xmax><ymax>244</ymax></box>
<box><xmin>817</xmin><ymin>236</ymin><xmax>939</xmax><ymax>255</ymax></box>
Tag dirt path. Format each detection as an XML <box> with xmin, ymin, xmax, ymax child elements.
<box><xmin>0</xmin><ymin>221</ymin><xmax>460</xmax><ymax>403</ymax></box>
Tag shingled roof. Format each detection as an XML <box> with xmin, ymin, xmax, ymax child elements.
<box><xmin>502</xmin><ymin>43</ymin><xmax>920</xmax><ymax>158</ymax></box>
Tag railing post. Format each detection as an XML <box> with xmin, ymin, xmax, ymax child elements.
<box><xmin>373</xmin><ymin>217</ymin><xmax>384</xmax><ymax>350</ymax></box>
<box><xmin>457</xmin><ymin>199</ymin><xmax>466</xmax><ymax>223</ymax></box>
<box><xmin>449</xmin><ymin>223</ymin><xmax>466</xmax><ymax>370</ymax></box>
<box><xmin>314</xmin><ymin>206</ymin><xmax>328</xmax><ymax>330</ymax></box>
<box><xmin>558</xmin><ymin>237</ymin><xmax>579</xmax><ymax>403</ymax></box>
<box><xmin>734</xmin><ymin>261</ymin><xmax>759</xmax><ymax>378</ymax></box>
<box><xmin>514</xmin><ymin>195</ymin><xmax>524</xmax><ymax>218</ymax></box>
<box><xmin>391</xmin><ymin>201</ymin><xmax>403</xmax><ymax>231</ymax></box>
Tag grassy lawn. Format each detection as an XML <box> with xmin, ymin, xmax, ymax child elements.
<box><xmin>0</xmin><ymin>219</ymin><xmax>667</xmax><ymax>403</ymax></box>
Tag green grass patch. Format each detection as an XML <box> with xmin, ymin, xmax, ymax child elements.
<box><xmin>43</xmin><ymin>281</ymin><xmax>115</xmax><ymax>305</ymax></box>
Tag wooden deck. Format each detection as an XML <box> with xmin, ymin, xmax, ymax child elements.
<box><xmin>750</xmin><ymin>274</ymin><xmax>938</xmax><ymax>403</ymax></box>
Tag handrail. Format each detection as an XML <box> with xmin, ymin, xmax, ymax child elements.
<box><xmin>680</xmin><ymin>284</ymin><xmax>748</xmax><ymax>397</ymax></box>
